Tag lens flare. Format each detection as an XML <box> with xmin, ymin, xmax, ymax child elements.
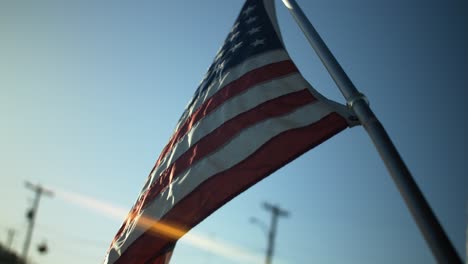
<box><xmin>50</xmin><ymin>186</ymin><xmax>265</xmax><ymax>263</ymax></box>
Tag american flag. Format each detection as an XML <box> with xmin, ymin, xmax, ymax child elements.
<box><xmin>105</xmin><ymin>0</ymin><xmax>354</xmax><ymax>263</ymax></box>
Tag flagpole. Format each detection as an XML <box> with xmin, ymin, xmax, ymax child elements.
<box><xmin>281</xmin><ymin>0</ymin><xmax>462</xmax><ymax>263</ymax></box>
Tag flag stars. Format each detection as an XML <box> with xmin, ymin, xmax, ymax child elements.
<box><xmin>219</xmin><ymin>59</ymin><xmax>230</xmax><ymax>70</ymax></box>
<box><xmin>216</xmin><ymin>60</ymin><xmax>226</xmax><ymax>71</ymax></box>
<box><xmin>246</xmin><ymin>16</ymin><xmax>258</xmax><ymax>24</ymax></box>
<box><xmin>231</xmin><ymin>22</ymin><xmax>240</xmax><ymax>32</ymax></box>
<box><xmin>229</xmin><ymin>31</ymin><xmax>240</xmax><ymax>42</ymax></box>
<box><xmin>242</xmin><ymin>5</ymin><xmax>256</xmax><ymax>16</ymax></box>
<box><xmin>247</xmin><ymin>26</ymin><xmax>261</xmax><ymax>35</ymax></box>
<box><xmin>230</xmin><ymin>42</ymin><xmax>243</xmax><ymax>53</ymax></box>
<box><xmin>251</xmin><ymin>39</ymin><xmax>265</xmax><ymax>47</ymax></box>
<box><xmin>215</xmin><ymin>50</ymin><xmax>225</xmax><ymax>61</ymax></box>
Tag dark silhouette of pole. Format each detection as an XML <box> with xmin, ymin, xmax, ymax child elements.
<box><xmin>262</xmin><ymin>202</ymin><xmax>289</xmax><ymax>264</ymax></box>
<box><xmin>22</xmin><ymin>182</ymin><xmax>53</xmax><ymax>262</ymax></box>
<box><xmin>6</xmin><ymin>228</ymin><xmax>15</xmax><ymax>250</ymax></box>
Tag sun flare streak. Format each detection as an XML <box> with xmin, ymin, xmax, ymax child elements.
<box><xmin>50</xmin><ymin>186</ymin><xmax>265</xmax><ymax>264</ymax></box>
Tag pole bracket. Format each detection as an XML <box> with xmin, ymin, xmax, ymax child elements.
<box><xmin>346</xmin><ymin>92</ymin><xmax>369</xmax><ymax>109</ymax></box>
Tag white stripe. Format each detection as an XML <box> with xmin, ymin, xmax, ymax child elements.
<box><xmin>173</xmin><ymin>49</ymin><xmax>290</xmax><ymax>132</ymax></box>
<box><xmin>114</xmin><ymin>101</ymin><xmax>336</xmax><ymax>257</ymax></box>
<box><xmin>147</xmin><ymin>73</ymin><xmax>310</xmax><ymax>189</ymax></box>
<box><xmin>204</xmin><ymin>50</ymin><xmax>289</xmax><ymax>100</ymax></box>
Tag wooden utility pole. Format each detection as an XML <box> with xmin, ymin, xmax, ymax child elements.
<box><xmin>5</xmin><ymin>228</ymin><xmax>16</xmax><ymax>250</ymax></box>
<box><xmin>22</xmin><ymin>182</ymin><xmax>53</xmax><ymax>262</ymax></box>
<box><xmin>263</xmin><ymin>202</ymin><xmax>289</xmax><ymax>264</ymax></box>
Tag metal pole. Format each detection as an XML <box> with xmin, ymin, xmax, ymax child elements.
<box><xmin>263</xmin><ymin>203</ymin><xmax>289</xmax><ymax>264</ymax></box>
<box><xmin>22</xmin><ymin>182</ymin><xmax>53</xmax><ymax>263</ymax></box>
<box><xmin>281</xmin><ymin>0</ymin><xmax>462</xmax><ymax>263</ymax></box>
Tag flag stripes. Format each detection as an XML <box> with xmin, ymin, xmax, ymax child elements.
<box><xmin>144</xmin><ymin>88</ymin><xmax>315</xmax><ymax>206</ymax></box>
<box><xmin>153</xmin><ymin>60</ymin><xmax>296</xmax><ymax>181</ymax></box>
<box><xmin>110</xmin><ymin>98</ymin><xmax>347</xmax><ymax>262</ymax></box>
<box><xmin>171</xmin><ymin>50</ymin><xmax>292</xmax><ymax>134</ymax></box>
<box><xmin>153</xmin><ymin>56</ymin><xmax>296</xmax><ymax>173</ymax></box>
<box><xmin>147</xmin><ymin>72</ymin><xmax>312</xmax><ymax>193</ymax></box>
<box><xmin>114</xmin><ymin>113</ymin><xmax>347</xmax><ymax>263</ymax></box>
<box><xmin>144</xmin><ymin>72</ymin><xmax>314</xmax><ymax>202</ymax></box>
<box><xmin>144</xmin><ymin>100</ymin><xmax>343</xmax><ymax>220</ymax></box>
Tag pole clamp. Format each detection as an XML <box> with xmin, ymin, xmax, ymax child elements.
<box><xmin>346</xmin><ymin>93</ymin><xmax>369</xmax><ymax>109</ymax></box>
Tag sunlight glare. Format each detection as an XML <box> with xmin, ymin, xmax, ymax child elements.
<box><xmin>49</xmin><ymin>186</ymin><xmax>265</xmax><ymax>263</ymax></box>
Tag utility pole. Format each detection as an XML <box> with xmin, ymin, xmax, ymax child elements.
<box><xmin>262</xmin><ymin>202</ymin><xmax>289</xmax><ymax>264</ymax></box>
<box><xmin>22</xmin><ymin>182</ymin><xmax>53</xmax><ymax>263</ymax></box>
<box><xmin>6</xmin><ymin>228</ymin><xmax>15</xmax><ymax>250</ymax></box>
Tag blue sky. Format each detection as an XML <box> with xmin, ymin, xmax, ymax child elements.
<box><xmin>0</xmin><ymin>0</ymin><xmax>466</xmax><ymax>263</ymax></box>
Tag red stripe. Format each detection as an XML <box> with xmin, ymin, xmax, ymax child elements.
<box><xmin>143</xmin><ymin>89</ymin><xmax>316</xmax><ymax>209</ymax></box>
<box><xmin>152</xmin><ymin>60</ymin><xmax>298</xmax><ymax>172</ymax></box>
<box><xmin>146</xmin><ymin>244</ymin><xmax>174</xmax><ymax>264</ymax></box>
<box><xmin>115</xmin><ymin>113</ymin><xmax>348</xmax><ymax>263</ymax></box>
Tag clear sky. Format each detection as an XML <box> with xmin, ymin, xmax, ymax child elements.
<box><xmin>0</xmin><ymin>0</ymin><xmax>466</xmax><ymax>263</ymax></box>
